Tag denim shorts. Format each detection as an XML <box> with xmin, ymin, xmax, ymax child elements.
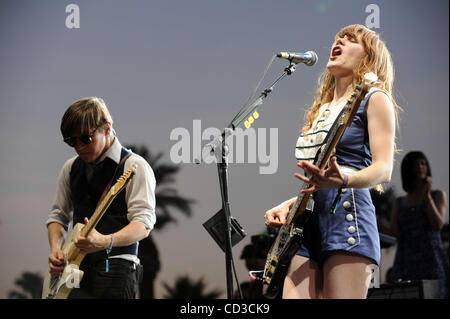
<box><xmin>296</xmin><ymin>187</ymin><xmax>380</xmax><ymax>267</ymax></box>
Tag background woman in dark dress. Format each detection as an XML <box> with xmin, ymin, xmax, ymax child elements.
<box><xmin>389</xmin><ymin>151</ymin><xmax>448</xmax><ymax>298</ymax></box>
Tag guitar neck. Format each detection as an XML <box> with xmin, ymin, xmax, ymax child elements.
<box><xmin>313</xmin><ymin>87</ymin><xmax>368</xmax><ymax>171</ymax></box>
<box><xmin>80</xmin><ymin>190</ymin><xmax>116</xmax><ymax>237</ymax></box>
<box><xmin>66</xmin><ymin>188</ymin><xmax>117</xmax><ymax>262</ymax></box>
<box><xmin>79</xmin><ymin>165</ymin><xmax>137</xmax><ymax>237</ymax></box>
<box><xmin>287</xmin><ymin>118</ymin><xmax>344</xmax><ymax>224</ymax></box>
<box><xmin>65</xmin><ymin>164</ymin><xmax>136</xmax><ymax>263</ymax></box>
<box><xmin>287</xmin><ymin>183</ymin><xmax>312</xmax><ymax>225</ymax></box>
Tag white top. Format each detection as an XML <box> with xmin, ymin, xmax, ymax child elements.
<box><xmin>295</xmin><ymin>100</ymin><xmax>347</xmax><ymax>164</ymax></box>
<box><xmin>46</xmin><ymin>138</ymin><xmax>157</xmax><ymax>264</ymax></box>
<box><xmin>295</xmin><ymin>87</ymin><xmax>380</xmax><ymax>166</ymax></box>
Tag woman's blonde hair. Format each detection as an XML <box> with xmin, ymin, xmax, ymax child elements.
<box><xmin>302</xmin><ymin>24</ymin><xmax>401</xmax><ymax>135</ymax></box>
<box><xmin>61</xmin><ymin>97</ymin><xmax>113</xmax><ymax>137</ymax></box>
<box><xmin>303</xmin><ymin>25</ymin><xmax>402</xmax><ymax>192</ymax></box>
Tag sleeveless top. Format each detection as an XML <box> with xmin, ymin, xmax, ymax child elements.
<box><xmin>70</xmin><ymin>147</ymin><xmax>138</xmax><ymax>267</ymax></box>
<box><xmin>294</xmin><ymin>88</ymin><xmax>384</xmax><ymax>266</ymax></box>
<box><xmin>390</xmin><ymin>192</ymin><xmax>449</xmax><ymax>299</ymax></box>
<box><xmin>295</xmin><ymin>87</ymin><xmax>382</xmax><ymax>169</ymax></box>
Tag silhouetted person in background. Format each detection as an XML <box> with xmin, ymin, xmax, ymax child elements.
<box><xmin>389</xmin><ymin>151</ymin><xmax>448</xmax><ymax>298</ymax></box>
<box><xmin>235</xmin><ymin>232</ymin><xmax>275</xmax><ymax>299</ymax></box>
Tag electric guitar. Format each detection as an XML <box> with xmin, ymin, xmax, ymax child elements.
<box><xmin>262</xmin><ymin>73</ymin><xmax>378</xmax><ymax>299</ymax></box>
<box><xmin>42</xmin><ymin>165</ymin><xmax>137</xmax><ymax>299</ymax></box>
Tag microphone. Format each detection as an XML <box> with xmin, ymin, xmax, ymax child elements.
<box><xmin>277</xmin><ymin>51</ymin><xmax>318</xmax><ymax>66</ymax></box>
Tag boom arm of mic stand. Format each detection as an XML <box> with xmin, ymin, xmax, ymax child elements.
<box><xmin>229</xmin><ymin>63</ymin><xmax>294</xmax><ymax>130</ymax></box>
<box><xmin>202</xmin><ymin>65</ymin><xmax>294</xmax><ymax>157</ymax></box>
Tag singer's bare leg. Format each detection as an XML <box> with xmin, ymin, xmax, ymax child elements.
<box><xmin>282</xmin><ymin>255</ymin><xmax>322</xmax><ymax>299</ymax></box>
<box><xmin>322</xmin><ymin>251</ymin><xmax>373</xmax><ymax>299</ymax></box>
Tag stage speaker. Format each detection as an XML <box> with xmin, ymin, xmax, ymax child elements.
<box><xmin>367</xmin><ymin>280</ymin><xmax>440</xmax><ymax>299</ymax></box>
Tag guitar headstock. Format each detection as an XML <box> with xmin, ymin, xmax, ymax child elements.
<box><xmin>341</xmin><ymin>72</ymin><xmax>378</xmax><ymax>127</ymax></box>
<box><xmin>110</xmin><ymin>164</ymin><xmax>137</xmax><ymax>195</ymax></box>
<box><xmin>80</xmin><ymin>164</ymin><xmax>137</xmax><ymax>238</ymax></box>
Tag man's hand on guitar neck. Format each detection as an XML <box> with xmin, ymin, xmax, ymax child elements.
<box><xmin>75</xmin><ymin>217</ymin><xmax>112</xmax><ymax>254</ymax></box>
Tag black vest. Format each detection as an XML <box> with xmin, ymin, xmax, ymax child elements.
<box><xmin>70</xmin><ymin>147</ymin><xmax>138</xmax><ymax>266</ymax></box>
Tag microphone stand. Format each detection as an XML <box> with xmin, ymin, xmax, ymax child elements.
<box><xmin>203</xmin><ymin>61</ymin><xmax>298</xmax><ymax>299</ymax></box>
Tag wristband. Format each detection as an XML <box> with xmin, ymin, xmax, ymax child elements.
<box><xmin>330</xmin><ymin>174</ymin><xmax>349</xmax><ymax>214</ymax></box>
<box><xmin>107</xmin><ymin>234</ymin><xmax>114</xmax><ymax>253</ymax></box>
<box><xmin>105</xmin><ymin>234</ymin><xmax>114</xmax><ymax>272</ymax></box>
<box><xmin>341</xmin><ymin>174</ymin><xmax>349</xmax><ymax>189</ymax></box>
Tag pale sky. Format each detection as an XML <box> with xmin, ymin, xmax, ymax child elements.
<box><xmin>0</xmin><ymin>0</ymin><xmax>448</xmax><ymax>298</ymax></box>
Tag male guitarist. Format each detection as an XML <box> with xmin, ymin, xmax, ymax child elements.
<box><xmin>264</xmin><ymin>24</ymin><xmax>401</xmax><ymax>298</ymax></box>
<box><xmin>46</xmin><ymin>97</ymin><xmax>156</xmax><ymax>298</ymax></box>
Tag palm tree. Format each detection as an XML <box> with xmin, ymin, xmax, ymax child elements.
<box><xmin>8</xmin><ymin>272</ymin><xmax>43</xmax><ymax>299</ymax></box>
<box><xmin>125</xmin><ymin>144</ymin><xmax>195</xmax><ymax>299</ymax></box>
<box><xmin>162</xmin><ymin>275</ymin><xmax>222</xmax><ymax>299</ymax></box>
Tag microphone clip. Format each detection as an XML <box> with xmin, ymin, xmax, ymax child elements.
<box><xmin>284</xmin><ymin>62</ymin><xmax>297</xmax><ymax>75</ymax></box>
<box><xmin>261</xmin><ymin>87</ymin><xmax>273</xmax><ymax>98</ymax></box>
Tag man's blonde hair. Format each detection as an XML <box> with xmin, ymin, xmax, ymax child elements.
<box><xmin>61</xmin><ymin>97</ymin><xmax>113</xmax><ymax>137</ymax></box>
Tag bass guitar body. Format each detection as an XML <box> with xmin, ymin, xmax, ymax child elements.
<box><xmin>262</xmin><ymin>196</ymin><xmax>314</xmax><ymax>299</ymax></box>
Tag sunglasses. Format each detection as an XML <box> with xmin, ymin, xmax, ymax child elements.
<box><xmin>63</xmin><ymin>127</ymin><xmax>99</xmax><ymax>147</ymax></box>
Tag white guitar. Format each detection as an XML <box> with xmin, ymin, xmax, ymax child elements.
<box><xmin>42</xmin><ymin>165</ymin><xmax>137</xmax><ymax>299</ymax></box>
